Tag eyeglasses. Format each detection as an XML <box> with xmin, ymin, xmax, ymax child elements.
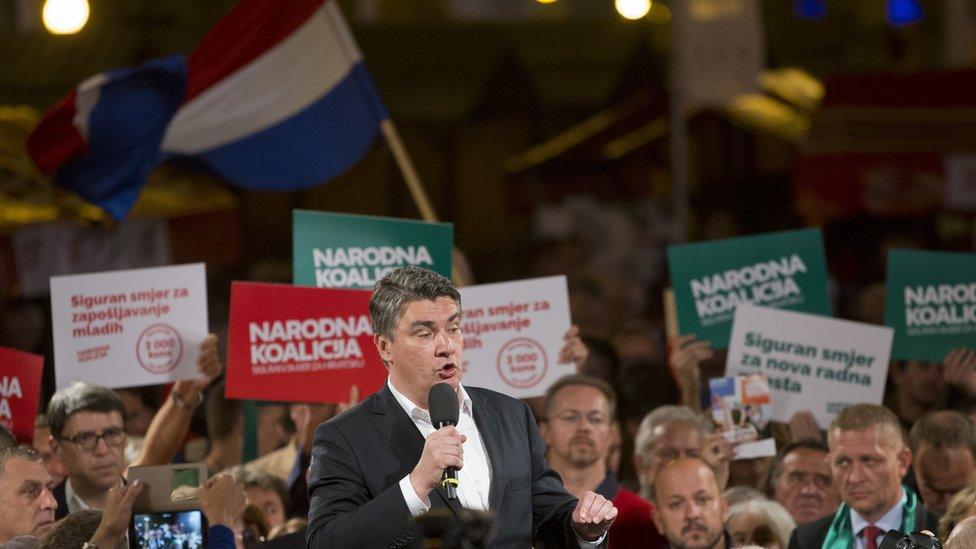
<box><xmin>59</xmin><ymin>427</ymin><xmax>126</xmax><ymax>452</ymax></box>
<box><xmin>554</xmin><ymin>412</ymin><xmax>609</xmax><ymax>427</ymax></box>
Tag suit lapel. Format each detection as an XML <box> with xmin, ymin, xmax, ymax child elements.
<box><xmin>471</xmin><ymin>389</ymin><xmax>506</xmax><ymax>511</ymax></box>
<box><xmin>373</xmin><ymin>385</ymin><xmax>425</xmax><ymax>485</ymax></box>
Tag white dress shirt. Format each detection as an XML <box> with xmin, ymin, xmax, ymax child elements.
<box><xmin>64</xmin><ymin>478</ymin><xmax>90</xmax><ymax>515</ymax></box>
<box><xmin>390</xmin><ymin>379</ymin><xmax>492</xmax><ymax>512</ymax></box>
<box><xmin>849</xmin><ymin>490</ymin><xmax>906</xmax><ymax>549</ymax></box>
<box><xmin>388</xmin><ymin>380</ymin><xmax>604</xmax><ymax>548</ymax></box>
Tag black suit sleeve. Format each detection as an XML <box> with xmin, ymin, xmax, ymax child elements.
<box><xmin>521</xmin><ymin>400</ymin><xmax>593</xmax><ymax>547</ymax></box>
<box><xmin>305</xmin><ymin>421</ymin><xmax>414</xmax><ymax>548</ymax></box>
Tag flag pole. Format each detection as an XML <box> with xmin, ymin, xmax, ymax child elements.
<box><xmin>380</xmin><ymin>119</ymin><xmax>438</xmax><ymax>223</ymax></box>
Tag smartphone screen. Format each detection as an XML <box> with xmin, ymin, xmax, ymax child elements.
<box><xmin>129</xmin><ymin>509</ymin><xmax>208</xmax><ymax>549</ymax></box>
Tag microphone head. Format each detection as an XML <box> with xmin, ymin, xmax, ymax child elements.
<box><xmin>428</xmin><ymin>383</ymin><xmax>459</xmax><ymax>427</ymax></box>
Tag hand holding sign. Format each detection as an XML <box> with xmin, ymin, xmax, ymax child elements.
<box><xmin>558</xmin><ymin>326</ymin><xmax>588</xmax><ymax>371</ymax></box>
<box><xmin>787</xmin><ymin>410</ymin><xmax>822</xmax><ymax>442</ymax></box>
<box><xmin>701</xmin><ymin>431</ymin><xmax>732</xmax><ymax>487</ymax></box>
<box><xmin>170</xmin><ymin>334</ymin><xmax>223</xmax><ymax>403</ymax></box>
<box><xmin>669</xmin><ymin>335</ymin><xmax>713</xmax><ymax>411</ymax></box>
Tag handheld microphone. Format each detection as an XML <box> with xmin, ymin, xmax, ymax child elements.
<box><xmin>428</xmin><ymin>382</ymin><xmax>460</xmax><ymax>500</ymax></box>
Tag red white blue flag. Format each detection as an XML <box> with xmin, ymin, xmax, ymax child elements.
<box><xmin>27</xmin><ymin>0</ymin><xmax>388</xmax><ymax>219</ymax></box>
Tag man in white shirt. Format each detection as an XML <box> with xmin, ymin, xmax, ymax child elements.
<box><xmin>307</xmin><ymin>266</ymin><xmax>617</xmax><ymax>548</ymax></box>
<box><xmin>788</xmin><ymin>404</ymin><xmax>939</xmax><ymax>549</ymax></box>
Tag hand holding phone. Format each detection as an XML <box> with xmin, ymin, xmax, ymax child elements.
<box><xmin>199</xmin><ymin>473</ymin><xmax>247</xmax><ymax>528</ymax></box>
<box><xmin>88</xmin><ymin>479</ymin><xmax>143</xmax><ymax>548</ymax></box>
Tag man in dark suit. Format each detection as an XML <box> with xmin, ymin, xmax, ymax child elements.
<box><xmin>789</xmin><ymin>404</ymin><xmax>939</xmax><ymax>549</ymax></box>
<box><xmin>306</xmin><ymin>266</ymin><xmax>617</xmax><ymax>548</ymax></box>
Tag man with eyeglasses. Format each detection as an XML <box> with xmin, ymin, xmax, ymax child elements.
<box><xmin>541</xmin><ymin>374</ymin><xmax>665</xmax><ymax>548</ymax></box>
<box><xmin>46</xmin><ymin>382</ymin><xmax>130</xmax><ymax>519</ymax></box>
<box><xmin>44</xmin><ymin>336</ymin><xmax>223</xmax><ymax>520</ymax></box>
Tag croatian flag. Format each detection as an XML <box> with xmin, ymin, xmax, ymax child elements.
<box><xmin>27</xmin><ymin>0</ymin><xmax>388</xmax><ymax>219</ymax></box>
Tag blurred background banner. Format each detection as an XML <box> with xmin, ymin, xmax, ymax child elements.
<box><xmin>673</xmin><ymin>0</ymin><xmax>765</xmax><ymax>108</ymax></box>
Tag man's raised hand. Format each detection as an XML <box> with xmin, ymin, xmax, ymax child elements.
<box><xmin>571</xmin><ymin>490</ymin><xmax>617</xmax><ymax>541</ymax></box>
<box><xmin>409</xmin><ymin>426</ymin><xmax>466</xmax><ymax>505</ymax></box>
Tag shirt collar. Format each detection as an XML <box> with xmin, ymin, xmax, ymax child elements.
<box><xmin>850</xmin><ymin>488</ymin><xmax>907</xmax><ymax>537</ymax></box>
<box><xmin>387</xmin><ymin>378</ymin><xmax>473</xmax><ymax>425</ymax></box>
<box><xmin>64</xmin><ymin>478</ymin><xmax>90</xmax><ymax>514</ymax></box>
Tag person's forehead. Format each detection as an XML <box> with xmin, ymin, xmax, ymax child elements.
<box><xmin>728</xmin><ymin>511</ymin><xmax>763</xmax><ymax>529</ymax></box>
<box><xmin>396</xmin><ymin>297</ymin><xmax>459</xmax><ymax>325</ymax></box>
<box><xmin>784</xmin><ymin>448</ymin><xmax>829</xmax><ymax>469</ymax></box>
<box><xmin>917</xmin><ymin>444</ymin><xmax>976</xmax><ymax>471</ymax></box>
<box><xmin>829</xmin><ymin>425</ymin><xmax>899</xmax><ymax>449</ymax></box>
<box><xmin>550</xmin><ymin>385</ymin><xmax>609</xmax><ymax>412</ymax></box>
<box><xmin>63</xmin><ymin>410</ymin><xmax>124</xmax><ymax>434</ymax></box>
<box><xmin>1</xmin><ymin>456</ymin><xmax>50</xmax><ymax>486</ymax></box>
<box><xmin>658</xmin><ymin>464</ymin><xmax>717</xmax><ymax>498</ymax></box>
<box><xmin>653</xmin><ymin>422</ymin><xmax>702</xmax><ymax>445</ymax></box>
<box><xmin>917</xmin><ymin>442</ymin><xmax>975</xmax><ymax>461</ymax></box>
<box><xmin>245</xmin><ymin>486</ymin><xmax>283</xmax><ymax>503</ymax></box>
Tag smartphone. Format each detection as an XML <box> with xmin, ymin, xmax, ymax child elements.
<box><xmin>129</xmin><ymin>509</ymin><xmax>208</xmax><ymax>549</ymax></box>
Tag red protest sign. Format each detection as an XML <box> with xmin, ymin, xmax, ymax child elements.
<box><xmin>0</xmin><ymin>347</ymin><xmax>44</xmax><ymax>443</ymax></box>
<box><xmin>226</xmin><ymin>282</ymin><xmax>385</xmax><ymax>403</ymax></box>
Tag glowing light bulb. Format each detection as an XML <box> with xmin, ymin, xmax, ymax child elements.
<box><xmin>43</xmin><ymin>0</ymin><xmax>90</xmax><ymax>35</ymax></box>
<box><xmin>615</xmin><ymin>0</ymin><xmax>651</xmax><ymax>20</ymax></box>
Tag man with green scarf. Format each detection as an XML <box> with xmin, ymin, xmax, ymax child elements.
<box><xmin>788</xmin><ymin>404</ymin><xmax>940</xmax><ymax>549</ymax></box>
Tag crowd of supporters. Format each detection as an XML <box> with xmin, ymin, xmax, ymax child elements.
<box><xmin>1</xmin><ymin>278</ymin><xmax>975</xmax><ymax>547</ymax></box>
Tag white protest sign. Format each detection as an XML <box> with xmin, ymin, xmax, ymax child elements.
<box><xmin>725</xmin><ymin>304</ymin><xmax>893</xmax><ymax>429</ymax></box>
<box><xmin>459</xmin><ymin>276</ymin><xmax>574</xmax><ymax>399</ymax></box>
<box><xmin>51</xmin><ymin>264</ymin><xmax>208</xmax><ymax>389</ymax></box>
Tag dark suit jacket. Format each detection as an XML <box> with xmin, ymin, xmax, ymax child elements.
<box><xmin>306</xmin><ymin>384</ymin><xmax>583</xmax><ymax>548</ymax></box>
<box><xmin>788</xmin><ymin>501</ymin><xmax>940</xmax><ymax>549</ymax></box>
<box><xmin>52</xmin><ymin>480</ymin><xmax>68</xmax><ymax>520</ymax></box>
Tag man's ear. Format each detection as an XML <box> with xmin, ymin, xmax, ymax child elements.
<box><xmin>650</xmin><ymin>499</ymin><xmax>662</xmax><ymax>531</ymax></box>
<box><xmin>898</xmin><ymin>445</ymin><xmax>913</xmax><ymax>477</ymax></box>
<box><xmin>374</xmin><ymin>333</ymin><xmax>392</xmax><ymax>364</ymax></box>
<box><xmin>539</xmin><ymin>420</ymin><xmax>551</xmax><ymax>443</ymax></box>
<box><xmin>49</xmin><ymin>434</ymin><xmax>62</xmax><ymax>457</ymax></box>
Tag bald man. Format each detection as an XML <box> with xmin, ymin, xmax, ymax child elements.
<box><xmin>946</xmin><ymin>515</ymin><xmax>976</xmax><ymax>548</ymax></box>
<box><xmin>651</xmin><ymin>458</ymin><xmax>729</xmax><ymax>549</ymax></box>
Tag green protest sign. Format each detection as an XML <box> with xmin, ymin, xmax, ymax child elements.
<box><xmin>293</xmin><ymin>210</ymin><xmax>453</xmax><ymax>288</ymax></box>
<box><xmin>667</xmin><ymin>228</ymin><xmax>831</xmax><ymax>348</ymax></box>
<box><xmin>884</xmin><ymin>249</ymin><xmax>976</xmax><ymax>361</ymax></box>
